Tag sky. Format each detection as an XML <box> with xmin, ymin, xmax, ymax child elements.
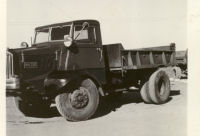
<box><xmin>7</xmin><ymin>0</ymin><xmax>187</xmax><ymax>50</ymax></box>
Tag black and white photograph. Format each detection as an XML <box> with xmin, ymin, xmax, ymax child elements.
<box><xmin>2</xmin><ymin>0</ymin><xmax>200</xmax><ymax>136</ymax></box>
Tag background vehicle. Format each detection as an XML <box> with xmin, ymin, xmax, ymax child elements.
<box><xmin>175</xmin><ymin>50</ymin><xmax>188</xmax><ymax>77</ymax></box>
<box><xmin>6</xmin><ymin>20</ymin><xmax>176</xmax><ymax>121</ymax></box>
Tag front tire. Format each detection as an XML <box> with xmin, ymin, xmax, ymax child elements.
<box><xmin>55</xmin><ymin>79</ymin><xmax>99</xmax><ymax>121</ymax></box>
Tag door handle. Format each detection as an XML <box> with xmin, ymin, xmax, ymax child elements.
<box><xmin>96</xmin><ymin>48</ymin><xmax>103</xmax><ymax>61</ymax></box>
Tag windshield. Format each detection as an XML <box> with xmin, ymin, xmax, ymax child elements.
<box><xmin>35</xmin><ymin>29</ymin><xmax>49</xmax><ymax>44</ymax></box>
<box><xmin>34</xmin><ymin>25</ymin><xmax>71</xmax><ymax>44</ymax></box>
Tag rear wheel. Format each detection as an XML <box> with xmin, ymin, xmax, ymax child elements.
<box><xmin>55</xmin><ymin>79</ymin><xmax>99</xmax><ymax>121</ymax></box>
<box><xmin>148</xmin><ymin>70</ymin><xmax>170</xmax><ymax>104</ymax></box>
<box><xmin>140</xmin><ymin>81</ymin><xmax>152</xmax><ymax>103</ymax></box>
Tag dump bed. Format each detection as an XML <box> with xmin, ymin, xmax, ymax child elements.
<box><xmin>103</xmin><ymin>43</ymin><xmax>176</xmax><ymax>71</ymax></box>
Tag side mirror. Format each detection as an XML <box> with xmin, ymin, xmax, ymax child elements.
<box><xmin>21</xmin><ymin>42</ymin><xmax>28</xmax><ymax>48</ymax></box>
<box><xmin>64</xmin><ymin>35</ymin><xmax>72</xmax><ymax>47</ymax></box>
<box><xmin>82</xmin><ymin>22</ymin><xmax>89</xmax><ymax>29</ymax></box>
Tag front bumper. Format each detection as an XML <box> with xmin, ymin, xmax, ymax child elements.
<box><xmin>6</xmin><ymin>76</ymin><xmax>20</xmax><ymax>89</ymax></box>
<box><xmin>6</xmin><ymin>77</ymin><xmax>46</xmax><ymax>98</ymax></box>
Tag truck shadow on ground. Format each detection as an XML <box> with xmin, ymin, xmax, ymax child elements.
<box><xmin>19</xmin><ymin>106</ymin><xmax>61</xmax><ymax>118</ymax></box>
<box><xmin>23</xmin><ymin>89</ymin><xmax>181</xmax><ymax>119</ymax></box>
<box><xmin>39</xmin><ymin>107</ymin><xmax>61</xmax><ymax>118</ymax></box>
<box><xmin>92</xmin><ymin>89</ymin><xmax>180</xmax><ymax>119</ymax></box>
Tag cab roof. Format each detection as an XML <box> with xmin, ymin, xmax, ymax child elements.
<box><xmin>35</xmin><ymin>19</ymin><xmax>100</xmax><ymax>30</ymax></box>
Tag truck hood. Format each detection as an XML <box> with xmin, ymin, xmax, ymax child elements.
<box><xmin>9</xmin><ymin>41</ymin><xmax>65</xmax><ymax>54</ymax></box>
<box><xmin>8</xmin><ymin>42</ymin><xmax>65</xmax><ymax>82</ymax></box>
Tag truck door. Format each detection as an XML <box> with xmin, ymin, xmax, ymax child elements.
<box><xmin>65</xmin><ymin>25</ymin><xmax>106</xmax><ymax>84</ymax></box>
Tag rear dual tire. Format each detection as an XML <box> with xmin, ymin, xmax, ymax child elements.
<box><xmin>140</xmin><ymin>81</ymin><xmax>152</xmax><ymax>103</ymax></box>
<box><xmin>140</xmin><ymin>70</ymin><xmax>170</xmax><ymax>104</ymax></box>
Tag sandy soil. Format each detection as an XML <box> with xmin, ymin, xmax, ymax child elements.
<box><xmin>6</xmin><ymin>79</ymin><xmax>187</xmax><ymax>136</ymax></box>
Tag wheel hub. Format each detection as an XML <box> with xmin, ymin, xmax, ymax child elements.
<box><xmin>70</xmin><ymin>87</ymin><xmax>89</xmax><ymax>109</ymax></box>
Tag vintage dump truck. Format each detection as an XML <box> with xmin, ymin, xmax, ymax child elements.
<box><xmin>6</xmin><ymin>20</ymin><xmax>176</xmax><ymax>121</ymax></box>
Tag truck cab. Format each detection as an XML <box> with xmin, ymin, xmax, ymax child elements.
<box><xmin>7</xmin><ymin>20</ymin><xmax>106</xmax><ymax>91</ymax></box>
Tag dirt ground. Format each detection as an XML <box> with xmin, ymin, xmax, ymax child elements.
<box><xmin>6</xmin><ymin>79</ymin><xmax>187</xmax><ymax>136</ymax></box>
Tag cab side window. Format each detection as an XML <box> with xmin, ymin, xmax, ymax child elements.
<box><xmin>74</xmin><ymin>26</ymin><xmax>96</xmax><ymax>44</ymax></box>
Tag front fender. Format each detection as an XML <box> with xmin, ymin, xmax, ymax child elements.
<box><xmin>44</xmin><ymin>78</ymin><xmax>69</xmax><ymax>90</ymax></box>
<box><xmin>44</xmin><ymin>71</ymin><xmax>81</xmax><ymax>91</ymax></box>
<box><xmin>44</xmin><ymin>71</ymin><xmax>105</xmax><ymax>97</ymax></box>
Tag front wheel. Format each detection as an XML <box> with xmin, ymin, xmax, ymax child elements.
<box><xmin>55</xmin><ymin>79</ymin><xmax>99</xmax><ymax>121</ymax></box>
